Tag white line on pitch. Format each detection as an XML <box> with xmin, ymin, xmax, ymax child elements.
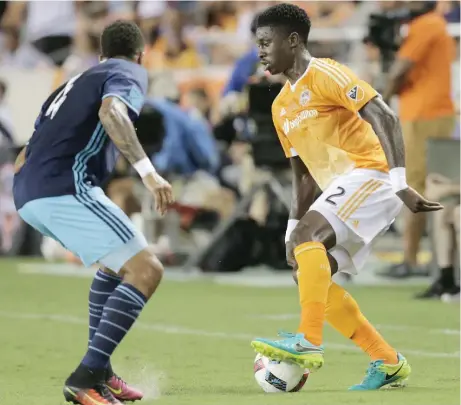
<box><xmin>249</xmin><ymin>314</ymin><xmax>460</xmax><ymax>335</ymax></box>
<box><xmin>0</xmin><ymin>311</ymin><xmax>458</xmax><ymax>359</ymax></box>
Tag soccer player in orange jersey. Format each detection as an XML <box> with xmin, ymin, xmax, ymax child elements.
<box><xmin>250</xmin><ymin>3</ymin><xmax>443</xmax><ymax>390</ymax></box>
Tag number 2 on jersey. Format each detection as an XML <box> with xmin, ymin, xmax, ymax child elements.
<box><xmin>45</xmin><ymin>74</ymin><xmax>82</xmax><ymax>119</ymax></box>
<box><xmin>325</xmin><ymin>186</ymin><xmax>346</xmax><ymax>206</ymax></box>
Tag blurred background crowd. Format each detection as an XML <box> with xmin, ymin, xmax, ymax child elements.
<box><xmin>0</xmin><ymin>1</ymin><xmax>460</xmax><ymax>302</ymax></box>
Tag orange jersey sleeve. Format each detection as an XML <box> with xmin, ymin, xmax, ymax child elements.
<box><xmin>310</xmin><ymin>59</ymin><xmax>379</xmax><ymax>113</ymax></box>
<box><xmin>272</xmin><ymin>99</ymin><xmax>298</xmax><ymax>158</ymax></box>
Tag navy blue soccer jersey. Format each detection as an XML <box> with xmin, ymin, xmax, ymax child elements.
<box><xmin>13</xmin><ymin>58</ymin><xmax>148</xmax><ymax>210</ymax></box>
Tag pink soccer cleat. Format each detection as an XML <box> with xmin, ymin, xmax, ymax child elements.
<box><xmin>106</xmin><ymin>374</ymin><xmax>144</xmax><ymax>402</ymax></box>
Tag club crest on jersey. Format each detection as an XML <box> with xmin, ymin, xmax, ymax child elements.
<box><xmin>299</xmin><ymin>90</ymin><xmax>310</xmax><ymax>106</ymax></box>
<box><xmin>347</xmin><ymin>85</ymin><xmax>364</xmax><ymax>102</ymax></box>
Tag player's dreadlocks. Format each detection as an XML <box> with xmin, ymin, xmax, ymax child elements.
<box><xmin>101</xmin><ymin>20</ymin><xmax>145</xmax><ymax>59</ymax></box>
<box><xmin>256</xmin><ymin>3</ymin><xmax>312</xmax><ymax>45</ymax></box>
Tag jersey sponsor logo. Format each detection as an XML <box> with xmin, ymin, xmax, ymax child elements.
<box><xmin>299</xmin><ymin>90</ymin><xmax>310</xmax><ymax>106</ymax></box>
<box><xmin>347</xmin><ymin>85</ymin><xmax>364</xmax><ymax>102</ymax></box>
<box><xmin>280</xmin><ymin>107</ymin><xmax>286</xmax><ymax>117</ymax></box>
<box><xmin>283</xmin><ymin>109</ymin><xmax>319</xmax><ymax>135</ymax></box>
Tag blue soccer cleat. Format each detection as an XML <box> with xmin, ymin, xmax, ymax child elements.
<box><xmin>349</xmin><ymin>353</ymin><xmax>411</xmax><ymax>391</ymax></box>
<box><xmin>251</xmin><ymin>331</ymin><xmax>324</xmax><ymax>371</ymax></box>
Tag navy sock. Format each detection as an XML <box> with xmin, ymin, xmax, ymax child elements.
<box><xmin>88</xmin><ymin>270</ymin><xmax>121</xmax><ymax>370</ymax></box>
<box><xmin>82</xmin><ymin>283</ymin><xmax>147</xmax><ymax>369</ymax></box>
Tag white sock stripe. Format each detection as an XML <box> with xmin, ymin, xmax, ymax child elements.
<box><xmin>100</xmin><ymin>319</ymin><xmax>128</xmax><ymax>333</ymax></box>
<box><xmin>104</xmin><ymin>307</ymin><xmax>137</xmax><ymax>321</ymax></box>
<box><xmin>117</xmin><ymin>285</ymin><xmax>146</xmax><ymax>307</ymax></box>
<box><xmin>95</xmin><ymin>332</ymin><xmax>119</xmax><ymax>345</ymax></box>
<box><xmin>88</xmin><ymin>345</ymin><xmax>111</xmax><ymax>357</ymax></box>
<box><xmin>314</xmin><ymin>59</ymin><xmax>351</xmax><ymax>84</ymax></box>
<box><xmin>89</xmin><ymin>326</ymin><xmax>97</xmax><ymax>330</ymax></box>
<box><xmin>117</xmin><ymin>285</ymin><xmax>145</xmax><ymax>307</ymax></box>
<box><xmin>311</xmin><ymin>61</ymin><xmax>348</xmax><ymax>88</ymax></box>
<box><xmin>94</xmin><ymin>275</ymin><xmax>110</xmax><ymax>283</ymax></box>
<box><xmin>89</xmin><ymin>288</ymin><xmax>112</xmax><ymax>295</ymax></box>
<box><xmin>89</xmin><ymin>308</ymin><xmax>103</xmax><ymax>315</ymax></box>
<box><xmin>89</xmin><ymin>301</ymin><xmax>105</xmax><ymax>307</ymax></box>
<box><xmin>108</xmin><ymin>296</ymin><xmax>138</xmax><ymax>306</ymax></box>
<box><xmin>96</xmin><ymin>270</ymin><xmax>122</xmax><ymax>282</ymax></box>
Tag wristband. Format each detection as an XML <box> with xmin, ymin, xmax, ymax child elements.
<box><xmin>285</xmin><ymin>219</ymin><xmax>299</xmax><ymax>243</ymax></box>
<box><xmin>389</xmin><ymin>167</ymin><xmax>408</xmax><ymax>193</ymax></box>
<box><xmin>133</xmin><ymin>157</ymin><xmax>156</xmax><ymax>178</ymax></box>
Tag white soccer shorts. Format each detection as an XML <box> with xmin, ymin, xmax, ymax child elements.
<box><xmin>310</xmin><ymin>169</ymin><xmax>403</xmax><ymax>274</ymax></box>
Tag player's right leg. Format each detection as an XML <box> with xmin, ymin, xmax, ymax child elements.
<box><xmin>252</xmin><ymin>210</ymin><xmax>336</xmax><ymax>370</ymax></box>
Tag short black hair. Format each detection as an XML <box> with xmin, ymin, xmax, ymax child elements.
<box><xmin>256</xmin><ymin>3</ymin><xmax>311</xmax><ymax>44</ymax></box>
<box><xmin>250</xmin><ymin>13</ymin><xmax>260</xmax><ymax>36</ymax></box>
<box><xmin>101</xmin><ymin>20</ymin><xmax>144</xmax><ymax>59</ymax></box>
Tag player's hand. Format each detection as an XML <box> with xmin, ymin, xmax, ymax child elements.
<box><xmin>142</xmin><ymin>172</ymin><xmax>174</xmax><ymax>216</ymax></box>
<box><xmin>396</xmin><ymin>187</ymin><xmax>443</xmax><ymax>213</ymax></box>
<box><xmin>286</xmin><ymin>241</ymin><xmax>297</xmax><ymax>269</ymax></box>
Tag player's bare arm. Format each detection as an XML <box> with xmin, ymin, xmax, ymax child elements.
<box><xmin>285</xmin><ymin>157</ymin><xmax>318</xmax><ymax>268</ymax></box>
<box><xmin>99</xmin><ymin>96</ymin><xmax>174</xmax><ymax>214</ymax></box>
<box><xmin>99</xmin><ymin>96</ymin><xmax>148</xmax><ymax>166</ymax></box>
<box><xmin>289</xmin><ymin>157</ymin><xmax>317</xmax><ymax>220</ymax></box>
<box><xmin>360</xmin><ymin>96</ymin><xmax>443</xmax><ymax>213</ymax></box>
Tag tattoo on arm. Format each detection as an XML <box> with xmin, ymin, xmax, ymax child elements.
<box><xmin>99</xmin><ymin>97</ymin><xmax>147</xmax><ymax>165</ymax></box>
<box><xmin>290</xmin><ymin>156</ymin><xmax>317</xmax><ymax>220</ymax></box>
<box><xmin>360</xmin><ymin>96</ymin><xmax>405</xmax><ymax>169</ymax></box>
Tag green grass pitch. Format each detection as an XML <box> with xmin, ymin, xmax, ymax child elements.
<box><xmin>0</xmin><ymin>258</ymin><xmax>459</xmax><ymax>405</ymax></box>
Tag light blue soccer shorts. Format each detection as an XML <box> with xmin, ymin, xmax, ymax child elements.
<box><xmin>18</xmin><ymin>187</ymin><xmax>148</xmax><ymax>272</ymax></box>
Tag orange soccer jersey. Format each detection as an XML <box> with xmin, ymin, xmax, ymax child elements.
<box><xmin>272</xmin><ymin>57</ymin><xmax>388</xmax><ymax>191</ymax></box>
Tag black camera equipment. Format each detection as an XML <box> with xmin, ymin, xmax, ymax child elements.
<box><xmin>365</xmin><ymin>1</ymin><xmax>437</xmax><ymax>72</ymax></box>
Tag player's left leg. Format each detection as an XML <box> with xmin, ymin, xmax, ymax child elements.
<box><xmin>87</xmin><ymin>266</ymin><xmax>143</xmax><ymax>401</ymax></box>
<box><xmin>323</xmin><ymin>251</ymin><xmax>410</xmax><ymax>390</ymax></box>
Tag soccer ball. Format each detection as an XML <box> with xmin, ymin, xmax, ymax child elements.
<box><xmin>253</xmin><ymin>354</ymin><xmax>310</xmax><ymax>393</ymax></box>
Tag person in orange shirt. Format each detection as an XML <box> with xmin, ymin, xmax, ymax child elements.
<box><xmin>249</xmin><ymin>3</ymin><xmax>442</xmax><ymax>390</ymax></box>
<box><xmin>382</xmin><ymin>1</ymin><xmax>456</xmax><ymax>281</ymax></box>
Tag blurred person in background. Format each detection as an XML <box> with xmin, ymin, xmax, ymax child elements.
<box><xmin>143</xmin><ymin>3</ymin><xmax>202</xmax><ymax>71</ymax></box>
<box><xmin>222</xmin><ymin>13</ymin><xmax>260</xmax><ymax>96</ymax></box>
<box><xmin>0</xmin><ymin>78</ymin><xmax>17</xmax><ymax>254</ymax></box>
<box><xmin>1</xmin><ymin>0</ymin><xmax>76</xmax><ymax>68</ymax></box>
<box><xmin>0</xmin><ymin>80</ymin><xmax>14</xmax><ymax>147</ymax></box>
<box><xmin>147</xmin><ymin>74</ymin><xmax>219</xmax><ymax>177</ymax></box>
<box><xmin>382</xmin><ymin>0</ymin><xmax>456</xmax><ymax>278</ymax></box>
<box><xmin>415</xmin><ymin>173</ymin><xmax>460</xmax><ymax>300</ymax></box>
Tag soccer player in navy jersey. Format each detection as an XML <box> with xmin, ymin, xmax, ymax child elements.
<box><xmin>13</xmin><ymin>20</ymin><xmax>173</xmax><ymax>405</ymax></box>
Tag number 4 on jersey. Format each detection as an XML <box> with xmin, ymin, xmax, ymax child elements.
<box><xmin>45</xmin><ymin>74</ymin><xmax>82</xmax><ymax>119</ymax></box>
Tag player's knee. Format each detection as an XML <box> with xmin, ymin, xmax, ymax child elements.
<box><xmin>290</xmin><ymin>225</ymin><xmax>331</xmax><ymax>248</ymax></box>
<box><xmin>121</xmin><ymin>249</ymin><xmax>164</xmax><ymax>298</ymax></box>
